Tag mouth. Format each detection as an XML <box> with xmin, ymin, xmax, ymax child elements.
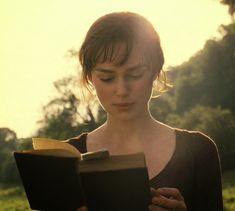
<box><xmin>112</xmin><ymin>102</ymin><xmax>134</xmax><ymax>109</ymax></box>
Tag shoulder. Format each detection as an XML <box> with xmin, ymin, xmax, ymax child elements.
<box><xmin>176</xmin><ymin>128</ymin><xmax>215</xmax><ymax>146</ymax></box>
<box><xmin>175</xmin><ymin>128</ymin><xmax>219</xmax><ymax>159</ymax></box>
<box><xmin>65</xmin><ymin>133</ymin><xmax>88</xmax><ymax>153</ymax></box>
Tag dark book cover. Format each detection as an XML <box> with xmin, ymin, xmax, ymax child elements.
<box><xmin>81</xmin><ymin>168</ymin><xmax>150</xmax><ymax>211</ymax></box>
<box><xmin>14</xmin><ymin>151</ymin><xmax>151</xmax><ymax>211</ymax></box>
<box><xmin>14</xmin><ymin>152</ymin><xmax>85</xmax><ymax>210</ymax></box>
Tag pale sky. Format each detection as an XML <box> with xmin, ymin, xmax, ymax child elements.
<box><xmin>0</xmin><ymin>0</ymin><xmax>231</xmax><ymax>138</ymax></box>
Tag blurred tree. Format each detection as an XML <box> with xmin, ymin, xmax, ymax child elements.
<box><xmin>0</xmin><ymin>127</ymin><xmax>17</xmax><ymax>150</ymax></box>
<box><xmin>37</xmin><ymin>76</ymin><xmax>104</xmax><ymax>140</ymax></box>
<box><xmin>169</xmin><ymin>24</ymin><xmax>235</xmax><ymax>115</ymax></box>
<box><xmin>16</xmin><ymin>138</ymin><xmax>32</xmax><ymax>151</ymax></box>
<box><xmin>219</xmin><ymin>0</ymin><xmax>235</xmax><ymax>21</ymax></box>
<box><xmin>150</xmin><ymin>94</ymin><xmax>174</xmax><ymax>122</ymax></box>
<box><xmin>219</xmin><ymin>22</ymin><xmax>235</xmax><ymax>36</ymax></box>
<box><xmin>1</xmin><ymin>152</ymin><xmax>21</xmax><ymax>184</ymax></box>
<box><xmin>0</xmin><ymin>127</ymin><xmax>20</xmax><ymax>183</ymax></box>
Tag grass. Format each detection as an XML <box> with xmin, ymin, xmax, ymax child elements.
<box><xmin>0</xmin><ymin>170</ymin><xmax>235</xmax><ymax>210</ymax></box>
<box><xmin>223</xmin><ymin>170</ymin><xmax>235</xmax><ymax>211</ymax></box>
<box><xmin>0</xmin><ymin>184</ymin><xmax>30</xmax><ymax>211</ymax></box>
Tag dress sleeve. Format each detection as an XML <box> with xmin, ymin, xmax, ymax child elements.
<box><xmin>65</xmin><ymin>133</ymin><xmax>88</xmax><ymax>153</ymax></box>
<box><xmin>192</xmin><ymin>132</ymin><xmax>223</xmax><ymax>211</ymax></box>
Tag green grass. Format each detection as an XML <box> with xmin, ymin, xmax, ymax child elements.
<box><xmin>0</xmin><ymin>171</ymin><xmax>235</xmax><ymax>210</ymax></box>
<box><xmin>0</xmin><ymin>185</ymin><xmax>30</xmax><ymax>211</ymax></box>
<box><xmin>223</xmin><ymin>170</ymin><xmax>235</xmax><ymax>211</ymax></box>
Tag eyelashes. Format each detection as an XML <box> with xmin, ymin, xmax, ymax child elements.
<box><xmin>99</xmin><ymin>77</ymin><xmax>115</xmax><ymax>82</ymax></box>
<box><xmin>95</xmin><ymin>66</ymin><xmax>148</xmax><ymax>83</ymax></box>
<box><xmin>99</xmin><ymin>74</ymin><xmax>143</xmax><ymax>83</ymax></box>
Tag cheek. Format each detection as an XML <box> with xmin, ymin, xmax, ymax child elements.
<box><xmin>133</xmin><ymin>79</ymin><xmax>153</xmax><ymax>104</ymax></box>
<box><xmin>135</xmin><ymin>78</ymin><xmax>153</xmax><ymax>95</ymax></box>
<box><xmin>92</xmin><ymin>80</ymin><xmax>112</xmax><ymax>102</ymax></box>
<box><xmin>96</xmin><ymin>87</ymin><xmax>112</xmax><ymax>100</ymax></box>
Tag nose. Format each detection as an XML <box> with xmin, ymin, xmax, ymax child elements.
<box><xmin>115</xmin><ymin>78</ymin><xmax>129</xmax><ymax>97</ymax></box>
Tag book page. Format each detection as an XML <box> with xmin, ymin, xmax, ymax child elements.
<box><xmin>22</xmin><ymin>149</ymin><xmax>80</xmax><ymax>158</ymax></box>
<box><xmin>80</xmin><ymin>152</ymin><xmax>146</xmax><ymax>172</ymax></box>
<box><xmin>32</xmin><ymin>138</ymin><xmax>81</xmax><ymax>158</ymax></box>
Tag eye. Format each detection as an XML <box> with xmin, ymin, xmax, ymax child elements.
<box><xmin>99</xmin><ymin>76</ymin><xmax>115</xmax><ymax>82</ymax></box>
<box><xmin>127</xmin><ymin>68</ymin><xmax>146</xmax><ymax>79</ymax></box>
<box><xmin>129</xmin><ymin>73</ymin><xmax>143</xmax><ymax>79</ymax></box>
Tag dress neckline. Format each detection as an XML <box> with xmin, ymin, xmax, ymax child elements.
<box><xmin>78</xmin><ymin>129</ymin><xmax>181</xmax><ymax>183</ymax></box>
<box><xmin>149</xmin><ymin>129</ymin><xmax>179</xmax><ymax>183</ymax></box>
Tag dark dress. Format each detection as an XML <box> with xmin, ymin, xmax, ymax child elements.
<box><xmin>66</xmin><ymin>129</ymin><xmax>223</xmax><ymax>211</ymax></box>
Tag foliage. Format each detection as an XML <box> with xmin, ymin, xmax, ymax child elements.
<box><xmin>36</xmin><ymin>76</ymin><xmax>104</xmax><ymax>140</ymax></box>
<box><xmin>0</xmin><ymin>185</ymin><xmax>30</xmax><ymax>211</ymax></box>
<box><xmin>223</xmin><ymin>170</ymin><xmax>235</xmax><ymax>210</ymax></box>
<box><xmin>219</xmin><ymin>23</ymin><xmax>235</xmax><ymax>36</ymax></box>
<box><xmin>219</xmin><ymin>0</ymin><xmax>235</xmax><ymax>20</ymax></box>
<box><xmin>0</xmin><ymin>128</ymin><xmax>32</xmax><ymax>184</ymax></box>
<box><xmin>0</xmin><ymin>128</ymin><xmax>17</xmax><ymax>151</ymax></box>
<box><xmin>149</xmin><ymin>93</ymin><xmax>174</xmax><ymax>122</ymax></box>
<box><xmin>15</xmin><ymin>138</ymin><xmax>32</xmax><ymax>152</ymax></box>
<box><xmin>0</xmin><ymin>128</ymin><xmax>19</xmax><ymax>184</ymax></box>
<box><xmin>169</xmin><ymin>29</ymin><xmax>235</xmax><ymax>115</ymax></box>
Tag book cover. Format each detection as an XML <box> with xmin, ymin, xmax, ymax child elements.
<box><xmin>14</xmin><ymin>138</ymin><xmax>151</xmax><ymax>211</ymax></box>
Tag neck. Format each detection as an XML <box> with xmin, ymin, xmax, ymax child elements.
<box><xmin>104</xmin><ymin>110</ymin><xmax>157</xmax><ymax>142</ymax></box>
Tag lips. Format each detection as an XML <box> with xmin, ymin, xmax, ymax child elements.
<box><xmin>112</xmin><ymin>102</ymin><xmax>134</xmax><ymax>109</ymax></box>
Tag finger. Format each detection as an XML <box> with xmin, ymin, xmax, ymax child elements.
<box><xmin>150</xmin><ymin>187</ymin><xmax>163</xmax><ymax>197</ymax></box>
<box><xmin>77</xmin><ymin>206</ymin><xmax>88</xmax><ymax>211</ymax></box>
<box><xmin>155</xmin><ymin>187</ymin><xmax>184</xmax><ymax>200</ymax></box>
<box><xmin>150</xmin><ymin>187</ymin><xmax>159</xmax><ymax>196</ymax></box>
<box><xmin>152</xmin><ymin>195</ymin><xmax>183</xmax><ymax>209</ymax></box>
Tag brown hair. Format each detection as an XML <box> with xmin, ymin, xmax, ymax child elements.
<box><xmin>79</xmin><ymin>12</ymin><xmax>164</xmax><ymax>89</ymax></box>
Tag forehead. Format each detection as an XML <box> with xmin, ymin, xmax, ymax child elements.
<box><xmin>96</xmin><ymin>42</ymin><xmax>146</xmax><ymax>68</ymax></box>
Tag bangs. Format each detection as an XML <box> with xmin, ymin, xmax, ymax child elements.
<box><xmin>80</xmin><ymin>22</ymin><xmax>134</xmax><ymax>75</ymax></box>
<box><xmin>92</xmin><ymin>36</ymin><xmax>133</xmax><ymax>67</ymax></box>
<box><xmin>93</xmin><ymin>41</ymin><xmax>133</xmax><ymax>66</ymax></box>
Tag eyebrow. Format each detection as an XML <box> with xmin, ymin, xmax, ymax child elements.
<box><xmin>93</xmin><ymin>64</ymin><xmax>147</xmax><ymax>73</ymax></box>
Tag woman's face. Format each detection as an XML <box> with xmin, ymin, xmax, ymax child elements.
<box><xmin>90</xmin><ymin>44</ymin><xmax>157</xmax><ymax>121</ymax></box>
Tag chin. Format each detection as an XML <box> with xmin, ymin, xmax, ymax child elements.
<box><xmin>110</xmin><ymin>111</ymin><xmax>139</xmax><ymax>121</ymax></box>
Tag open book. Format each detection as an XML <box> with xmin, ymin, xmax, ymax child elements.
<box><xmin>14</xmin><ymin>138</ymin><xmax>151</xmax><ymax>211</ymax></box>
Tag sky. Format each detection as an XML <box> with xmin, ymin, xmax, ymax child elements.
<box><xmin>0</xmin><ymin>0</ymin><xmax>231</xmax><ymax>138</ymax></box>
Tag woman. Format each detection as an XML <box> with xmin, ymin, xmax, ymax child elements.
<box><xmin>69</xmin><ymin>12</ymin><xmax>223</xmax><ymax>210</ymax></box>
